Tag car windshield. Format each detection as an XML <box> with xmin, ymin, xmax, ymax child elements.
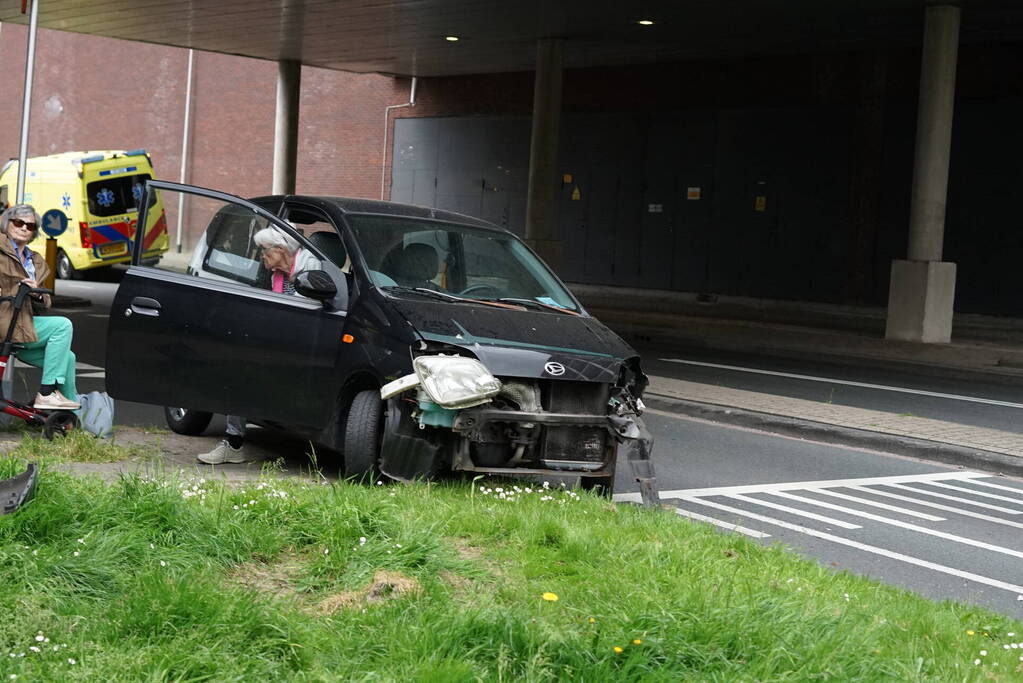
<box><xmin>346</xmin><ymin>215</ymin><xmax>579</xmax><ymax>312</ymax></box>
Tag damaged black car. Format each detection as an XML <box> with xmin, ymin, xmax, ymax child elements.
<box><xmin>105</xmin><ymin>181</ymin><xmax>658</xmax><ymax>504</ymax></box>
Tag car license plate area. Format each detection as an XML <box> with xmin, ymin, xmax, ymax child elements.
<box><xmin>99</xmin><ymin>242</ymin><xmax>128</xmax><ymax>257</ymax></box>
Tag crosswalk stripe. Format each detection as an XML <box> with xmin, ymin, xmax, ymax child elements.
<box><xmin>846</xmin><ymin>485</ymin><xmax>1023</xmax><ymax>530</ymax></box>
<box><xmin>683</xmin><ymin>496</ymin><xmax>1023</xmax><ymax>595</ymax></box>
<box><xmin>674</xmin><ymin>508</ymin><xmax>770</xmax><ymax>538</ymax></box>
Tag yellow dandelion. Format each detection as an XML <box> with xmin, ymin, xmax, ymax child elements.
<box><xmin>588</xmin><ymin>617</ymin><xmax>596</xmax><ymax>624</ymax></box>
<box><xmin>633</xmin><ymin>639</ymin><xmax>642</xmax><ymax>645</ymax></box>
<box><xmin>967</xmin><ymin>630</ymin><xmax>976</xmax><ymax>636</ymax></box>
<box><xmin>613</xmin><ymin>646</ymin><xmax>624</xmax><ymax>654</ymax></box>
<box><xmin>542</xmin><ymin>592</ymin><xmax>559</xmax><ymax>602</ymax></box>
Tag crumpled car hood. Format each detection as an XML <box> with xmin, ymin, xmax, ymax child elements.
<box><xmin>388</xmin><ymin>299</ymin><xmax>636</xmax><ymax>383</ymax></box>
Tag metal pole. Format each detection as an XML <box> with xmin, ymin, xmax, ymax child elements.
<box><xmin>175</xmin><ymin>48</ymin><xmax>194</xmax><ymax>253</ymax></box>
<box><xmin>16</xmin><ymin>0</ymin><xmax>40</xmax><ymax>204</ymax></box>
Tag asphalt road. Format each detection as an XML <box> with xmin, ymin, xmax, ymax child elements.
<box><xmin>21</xmin><ymin>276</ymin><xmax>1023</xmax><ymax>620</ymax></box>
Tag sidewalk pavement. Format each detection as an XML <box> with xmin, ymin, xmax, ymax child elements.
<box><xmin>571</xmin><ymin>283</ymin><xmax>1023</xmax><ymax>477</ymax></box>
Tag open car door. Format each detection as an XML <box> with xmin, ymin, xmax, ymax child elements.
<box><xmin>105</xmin><ymin>181</ymin><xmax>348</xmax><ymax>429</ymax></box>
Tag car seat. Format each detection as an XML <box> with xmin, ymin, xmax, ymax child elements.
<box><xmin>308</xmin><ymin>230</ymin><xmax>350</xmax><ymax>272</ymax></box>
<box><xmin>382</xmin><ymin>243</ymin><xmax>439</xmax><ymax>289</ymax></box>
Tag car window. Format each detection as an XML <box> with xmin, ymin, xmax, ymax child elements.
<box><xmin>346</xmin><ymin>215</ymin><xmax>578</xmax><ymax>310</ymax></box>
<box><xmin>86</xmin><ymin>173</ymin><xmax>155</xmax><ymax>217</ymax></box>
<box><xmin>139</xmin><ymin>187</ymin><xmax>322</xmax><ymax>298</ymax></box>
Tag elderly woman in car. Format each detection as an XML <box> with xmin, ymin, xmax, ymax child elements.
<box><xmin>0</xmin><ymin>204</ymin><xmax>79</xmax><ymax>410</ymax></box>
<box><xmin>198</xmin><ymin>225</ymin><xmax>321</xmax><ymax>464</ymax></box>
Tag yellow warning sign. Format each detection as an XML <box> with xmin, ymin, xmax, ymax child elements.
<box><xmin>563</xmin><ymin>173</ymin><xmax>573</xmax><ymax>184</ymax></box>
<box><xmin>754</xmin><ymin>196</ymin><xmax>767</xmax><ymax>212</ymax></box>
<box><xmin>571</xmin><ymin>187</ymin><xmax>581</xmax><ymax>201</ymax></box>
<box><xmin>687</xmin><ymin>187</ymin><xmax>701</xmax><ymax>200</ymax></box>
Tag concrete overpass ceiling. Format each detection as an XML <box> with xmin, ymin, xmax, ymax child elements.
<box><xmin>0</xmin><ymin>0</ymin><xmax>1021</xmax><ymax>75</ymax></box>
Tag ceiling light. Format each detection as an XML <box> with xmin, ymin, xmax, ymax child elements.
<box><xmin>445</xmin><ymin>35</ymin><xmax>459</xmax><ymax>41</ymax></box>
<box><xmin>637</xmin><ymin>20</ymin><xmax>654</xmax><ymax>26</ymax></box>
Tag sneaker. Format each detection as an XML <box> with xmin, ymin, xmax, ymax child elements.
<box><xmin>33</xmin><ymin>390</ymin><xmax>81</xmax><ymax>411</ymax></box>
<box><xmin>196</xmin><ymin>440</ymin><xmax>252</xmax><ymax>465</ymax></box>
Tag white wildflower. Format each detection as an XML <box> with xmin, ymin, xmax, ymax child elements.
<box><xmin>980</xmin><ymin>650</ymin><xmax>988</xmax><ymax>656</ymax></box>
<box><xmin>323</xmin><ymin>548</ymin><xmax>330</xmax><ymax>555</ymax></box>
<box><xmin>73</xmin><ymin>551</ymin><xmax>80</xmax><ymax>557</ymax></box>
<box><xmin>160</xmin><ymin>560</ymin><xmax>167</xmax><ymax>567</ymax></box>
<box><xmin>68</xmin><ymin>658</ymin><xmax>76</xmax><ymax>665</ymax></box>
<box><xmin>77</xmin><ymin>538</ymin><xmax>84</xmax><ymax>544</ymax></box>
<box><xmin>34</xmin><ymin>636</ymin><xmax>44</xmax><ymax>643</ymax></box>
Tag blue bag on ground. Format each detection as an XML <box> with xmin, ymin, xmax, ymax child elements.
<box><xmin>76</xmin><ymin>391</ymin><xmax>114</xmax><ymax>438</ymax></box>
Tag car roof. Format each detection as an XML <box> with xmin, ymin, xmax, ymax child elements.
<box><xmin>249</xmin><ymin>194</ymin><xmax>503</xmax><ymax>232</ymax></box>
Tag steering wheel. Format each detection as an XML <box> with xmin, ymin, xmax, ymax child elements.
<box><xmin>459</xmin><ymin>283</ymin><xmax>503</xmax><ymax>297</ymax></box>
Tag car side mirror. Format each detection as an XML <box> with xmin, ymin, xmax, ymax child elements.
<box><xmin>294</xmin><ymin>269</ymin><xmax>337</xmax><ymax>301</ymax></box>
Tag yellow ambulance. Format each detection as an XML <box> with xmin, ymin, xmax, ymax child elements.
<box><xmin>0</xmin><ymin>150</ymin><xmax>169</xmax><ymax>278</ymax></box>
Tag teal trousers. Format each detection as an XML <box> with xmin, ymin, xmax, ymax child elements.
<box><xmin>15</xmin><ymin>315</ymin><xmax>77</xmax><ymax>401</ymax></box>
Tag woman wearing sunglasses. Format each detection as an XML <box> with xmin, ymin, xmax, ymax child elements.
<box><xmin>0</xmin><ymin>203</ymin><xmax>79</xmax><ymax>410</ymax></box>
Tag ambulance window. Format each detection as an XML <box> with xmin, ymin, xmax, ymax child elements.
<box><xmin>87</xmin><ymin>174</ymin><xmax>155</xmax><ymax>217</ymax></box>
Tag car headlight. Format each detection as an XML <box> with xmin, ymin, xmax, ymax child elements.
<box><xmin>413</xmin><ymin>355</ymin><xmax>501</xmax><ymax>409</ymax></box>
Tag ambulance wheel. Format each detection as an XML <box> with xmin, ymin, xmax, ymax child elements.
<box><xmin>164</xmin><ymin>407</ymin><xmax>213</xmax><ymax>436</ymax></box>
<box><xmin>56</xmin><ymin>250</ymin><xmax>80</xmax><ymax>280</ymax></box>
<box><xmin>343</xmin><ymin>390</ymin><xmax>384</xmax><ymax>481</ymax></box>
<box><xmin>43</xmin><ymin>411</ymin><xmax>79</xmax><ymax>440</ymax></box>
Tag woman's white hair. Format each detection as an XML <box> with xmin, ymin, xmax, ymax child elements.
<box><xmin>253</xmin><ymin>226</ymin><xmax>299</xmax><ymax>254</ymax></box>
<box><xmin>0</xmin><ymin>204</ymin><xmax>40</xmax><ymax>241</ymax></box>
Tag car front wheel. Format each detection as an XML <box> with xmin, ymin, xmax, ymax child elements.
<box><xmin>56</xmin><ymin>250</ymin><xmax>80</xmax><ymax>280</ymax></box>
<box><xmin>164</xmin><ymin>407</ymin><xmax>213</xmax><ymax>435</ymax></box>
<box><xmin>343</xmin><ymin>390</ymin><xmax>384</xmax><ymax>481</ymax></box>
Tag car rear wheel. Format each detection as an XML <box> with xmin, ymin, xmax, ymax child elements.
<box><xmin>343</xmin><ymin>389</ymin><xmax>384</xmax><ymax>481</ymax></box>
<box><xmin>164</xmin><ymin>407</ymin><xmax>213</xmax><ymax>436</ymax></box>
<box><xmin>56</xmin><ymin>250</ymin><xmax>80</xmax><ymax>280</ymax></box>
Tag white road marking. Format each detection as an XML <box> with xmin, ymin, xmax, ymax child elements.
<box><xmin>964</xmin><ymin>479</ymin><xmax>1023</xmax><ymax>495</ymax></box>
<box><xmin>683</xmin><ymin>496</ymin><xmax>1023</xmax><ymax>595</ymax></box>
<box><xmin>674</xmin><ymin>508</ymin><xmax>771</xmax><ymax>538</ymax></box>
<box><xmin>658</xmin><ymin>358</ymin><xmax>1023</xmax><ymax>409</ymax></box>
<box><xmin>766</xmin><ymin>491</ymin><xmax>1023</xmax><ymax>561</ymax></box>
<box><xmin>75</xmin><ymin>361</ymin><xmax>104</xmax><ymax>371</ymax></box>
<box><xmin>847</xmin><ymin>485</ymin><xmax>1023</xmax><ymax>530</ymax></box>
<box><xmin>77</xmin><ymin>372</ymin><xmax>106</xmax><ymax>378</ymax></box>
<box><xmin>727</xmin><ymin>493</ymin><xmax>861</xmax><ymax>529</ymax></box>
<box><xmin>808</xmin><ymin>488</ymin><xmax>945</xmax><ymax>521</ymax></box>
<box><xmin>919</xmin><ymin>481</ymin><xmax>1023</xmax><ymax>506</ymax></box>
<box><xmin>886</xmin><ymin>483</ymin><xmax>1023</xmax><ymax>514</ymax></box>
<box><xmin>619</xmin><ymin>470</ymin><xmax>984</xmax><ymax>503</ymax></box>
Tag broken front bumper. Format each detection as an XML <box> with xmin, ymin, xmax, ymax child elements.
<box><xmin>451</xmin><ymin>407</ymin><xmax>660</xmax><ymax>506</ymax></box>
<box><xmin>1</xmin><ymin>463</ymin><xmax>38</xmax><ymax>515</ymax></box>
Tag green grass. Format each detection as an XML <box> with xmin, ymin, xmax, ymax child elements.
<box><xmin>1</xmin><ymin>430</ymin><xmax>148</xmax><ymax>463</ymax></box>
<box><xmin>1</xmin><ymin>457</ymin><xmax>1021</xmax><ymax>681</ymax></box>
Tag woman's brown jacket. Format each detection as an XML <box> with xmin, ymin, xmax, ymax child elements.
<box><xmin>0</xmin><ymin>237</ymin><xmax>52</xmax><ymax>343</ymax></box>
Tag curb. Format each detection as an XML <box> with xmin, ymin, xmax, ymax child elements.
<box><xmin>643</xmin><ymin>393</ymin><xmax>1023</xmax><ymax>479</ymax></box>
<box><xmin>604</xmin><ymin>322</ymin><xmax>1023</xmax><ymax>388</ymax></box>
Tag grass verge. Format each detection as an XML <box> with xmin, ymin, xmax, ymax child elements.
<box><xmin>1</xmin><ymin>457</ymin><xmax>1021</xmax><ymax>681</ymax></box>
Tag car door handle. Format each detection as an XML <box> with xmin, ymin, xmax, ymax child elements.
<box><xmin>126</xmin><ymin>296</ymin><xmax>161</xmax><ymax>317</ymax></box>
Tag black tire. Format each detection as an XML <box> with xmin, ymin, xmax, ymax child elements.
<box><xmin>56</xmin><ymin>250</ymin><xmax>80</xmax><ymax>280</ymax></box>
<box><xmin>343</xmin><ymin>389</ymin><xmax>384</xmax><ymax>480</ymax></box>
<box><xmin>43</xmin><ymin>411</ymin><xmax>79</xmax><ymax>440</ymax></box>
<box><xmin>164</xmin><ymin>407</ymin><xmax>213</xmax><ymax>436</ymax></box>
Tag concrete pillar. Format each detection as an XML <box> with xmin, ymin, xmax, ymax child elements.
<box><xmin>885</xmin><ymin>6</ymin><xmax>960</xmax><ymax>343</ymax></box>
<box><xmin>524</xmin><ymin>38</ymin><xmax>564</xmax><ymax>269</ymax></box>
<box><xmin>272</xmin><ymin>60</ymin><xmax>301</xmax><ymax>195</ymax></box>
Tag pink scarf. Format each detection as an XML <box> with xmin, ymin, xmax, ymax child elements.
<box><xmin>271</xmin><ymin>249</ymin><xmax>301</xmax><ymax>293</ymax></box>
